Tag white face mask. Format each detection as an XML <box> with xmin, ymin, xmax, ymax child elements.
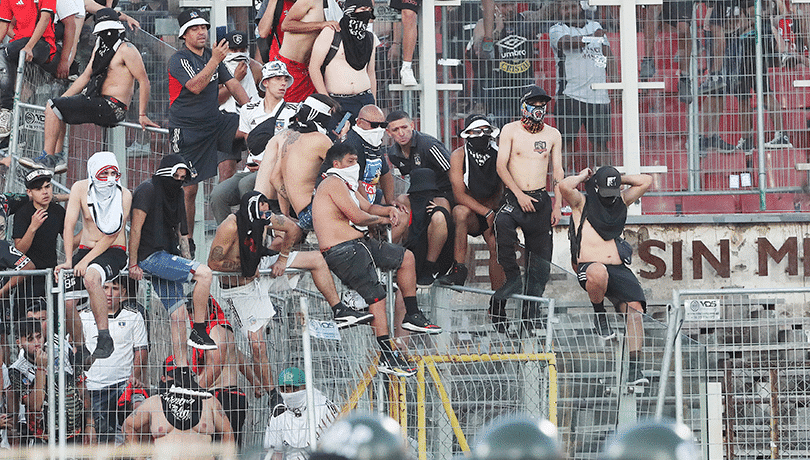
<box><xmin>353</xmin><ymin>125</ymin><xmax>385</xmax><ymax>147</ymax></box>
<box><xmin>327</xmin><ymin>163</ymin><xmax>361</xmax><ymax>192</ymax></box>
<box><xmin>280</xmin><ymin>389</ymin><xmax>307</xmax><ymax>410</ymax></box>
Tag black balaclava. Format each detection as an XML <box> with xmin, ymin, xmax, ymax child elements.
<box><xmin>236</xmin><ymin>191</ymin><xmax>273</xmax><ymax>277</ymax></box>
<box><xmin>584</xmin><ymin>175</ymin><xmax>627</xmax><ymax>241</ymax></box>
<box><xmin>339</xmin><ymin>0</ymin><xmax>375</xmax><ymax>70</ymax></box>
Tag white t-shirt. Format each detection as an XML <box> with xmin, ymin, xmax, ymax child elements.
<box><xmin>263</xmin><ymin>389</ymin><xmax>338</xmax><ymax>460</ymax></box>
<box><xmin>81</xmin><ymin>307</ymin><xmax>148</xmax><ymax>391</ymax></box>
<box><xmin>220</xmin><ymin>52</ymin><xmax>261</xmax><ymax>114</ymax></box>
<box><xmin>548</xmin><ymin>20</ymin><xmax>610</xmax><ymax>104</ymax></box>
<box><xmin>238</xmin><ymin>99</ymin><xmax>297</xmax><ymax>135</ymax></box>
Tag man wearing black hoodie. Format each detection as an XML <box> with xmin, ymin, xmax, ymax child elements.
<box><xmin>128</xmin><ymin>154</ymin><xmax>217</xmax><ymax>378</ymax></box>
<box><xmin>559</xmin><ymin>166</ymin><xmax>652</xmax><ymax>385</ymax></box>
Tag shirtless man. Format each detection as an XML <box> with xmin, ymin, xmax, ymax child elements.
<box><xmin>274</xmin><ymin>0</ymin><xmax>340</xmax><ymax>102</ymax></box>
<box><xmin>20</xmin><ymin>9</ymin><xmax>158</xmax><ymax>174</ymax></box>
<box><xmin>55</xmin><ymin>151</ymin><xmax>132</xmax><ymax>361</ymax></box>
<box><xmin>559</xmin><ymin>166</ymin><xmax>652</xmax><ymax>385</ymax></box>
<box><xmin>207</xmin><ymin>191</ymin><xmax>371</xmax><ymax>393</ymax></box>
<box><xmin>123</xmin><ymin>363</ymin><xmax>234</xmax><ymax>458</ymax></box>
<box><xmin>493</xmin><ymin>86</ymin><xmax>563</xmax><ymax>334</ymax></box>
<box><xmin>256</xmin><ymin>94</ymin><xmax>338</xmax><ymax>230</ymax></box>
<box><xmin>309</xmin><ymin>0</ymin><xmax>377</xmax><ymax>122</ymax></box>
<box><xmin>313</xmin><ymin>144</ymin><xmax>441</xmax><ymax>378</ymax></box>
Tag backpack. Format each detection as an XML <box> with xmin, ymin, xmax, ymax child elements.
<box><xmin>320</xmin><ymin>32</ymin><xmax>342</xmax><ymax>75</ymax></box>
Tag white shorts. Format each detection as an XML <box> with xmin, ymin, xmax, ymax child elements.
<box><xmin>220</xmin><ymin>252</ymin><xmax>298</xmax><ymax>335</ymax></box>
<box><xmin>55</xmin><ymin>0</ymin><xmax>86</xmax><ymax>21</ymax></box>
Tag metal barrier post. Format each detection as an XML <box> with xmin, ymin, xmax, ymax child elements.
<box><xmin>656</xmin><ymin>293</ymin><xmax>684</xmax><ymax>420</ymax></box>
<box><xmin>7</xmin><ymin>51</ymin><xmax>27</xmax><ymax>194</ymax></box>
<box><xmin>57</xmin><ymin>269</ymin><xmax>67</xmax><ymax>455</ymax></box>
<box><xmin>386</xmin><ymin>227</ymin><xmax>395</xmax><ymax>337</ymax></box>
<box><xmin>47</xmin><ymin>269</ymin><xmax>56</xmax><ymax>454</ymax></box>
<box><xmin>299</xmin><ymin>297</ymin><xmax>318</xmax><ymax>449</ymax></box>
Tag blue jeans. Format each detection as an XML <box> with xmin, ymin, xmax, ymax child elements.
<box><xmin>139</xmin><ymin>251</ymin><xmax>199</xmax><ymax>313</ymax></box>
<box><xmin>90</xmin><ymin>380</ymin><xmax>128</xmax><ymax>445</ymax></box>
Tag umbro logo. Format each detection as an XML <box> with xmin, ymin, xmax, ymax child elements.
<box><xmin>497</xmin><ymin>34</ymin><xmax>526</xmax><ymax>51</ymax></box>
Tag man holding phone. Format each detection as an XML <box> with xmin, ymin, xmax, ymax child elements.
<box><xmin>210</xmin><ymin>60</ymin><xmax>298</xmax><ymax>224</ymax></box>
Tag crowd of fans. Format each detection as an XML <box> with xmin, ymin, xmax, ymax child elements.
<box><xmin>0</xmin><ymin>0</ymin><xmax>793</xmax><ymax>455</ymax></box>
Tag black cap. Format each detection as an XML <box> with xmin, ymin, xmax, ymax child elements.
<box><xmin>93</xmin><ymin>8</ymin><xmax>124</xmax><ymax>34</ymax></box>
<box><xmin>177</xmin><ymin>8</ymin><xmax>210</xmax><ymax>38</ymax></box>
<box><xmin>24</xmin><ymin>168</ymin><xmax>53</xmax><ymax>189</ymax></box>
<box><xmin>593</xmin><ymin>166</ymin><xmax>622</xmax><ymax>197</ymax></box>
<box><xmin>225</xmin><ymin>31</ymin><xmax>247</xmax><ymax>49</ymax></box>
<box><xmin>520</xmin><ymin>85</ymin><xmax>552</xmax><ymax>105</ymax></box>
<box><xmin>408</xmin><ymin>168</ymin><xmax>439</xmax><ymax>194</ymax></box>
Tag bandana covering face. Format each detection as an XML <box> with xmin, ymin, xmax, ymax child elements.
<box><xmin>280</xmin><ymin>389</ymin><xmax>307</xmax><ymax>410</ymax></box>
<box><xmin>86</xmin><ymin>31</ymin><xmax>125</xmax><ymax>97</ymax></box>
<box><xmin>520</xmin><ymin>100</ymin><xmax>547</xmax><ymax>133</ymax></box>
<box><xmin>339</xmin><ymin>0</ymin><xmax>375</xmax><ymax>70</ymax></box>
<box><xmin>236</xmin><ymin>191</ymin><xmax>273</xmax><ymax>277</ymax></box>
<box><xmin>353</xmin><ymin>125</ymin><xmax>385</xmax><ymax>147</ymax></box>
<box><xmin>153</xmin><ymin>154</ymin><xmax>191</xmax><ymax>254</ymax></box>
<box><xmin>584</xmin><ymin>175</ymin><xmax>627</xmax><ymax>240</ymax></box>
<box><xmin>291</xmin><ymin>96</ymin><xmax>332</xmax><ymax>134</ymax></box>
<box><xmin>87</xmin><ymin>151</ymin><xmax>124</xmax><ymax>235</ymax></box>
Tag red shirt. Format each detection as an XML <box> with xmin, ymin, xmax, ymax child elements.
<box><xmin>0</xmin><ymin>0</ymin><xmax>57</xmax><ymax>57</ymax></box>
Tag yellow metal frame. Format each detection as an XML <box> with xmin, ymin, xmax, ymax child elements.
<box><xmin>340</xmin><ymin>352</ymin><xmax>558</xmax><ymax>460</ymax></box>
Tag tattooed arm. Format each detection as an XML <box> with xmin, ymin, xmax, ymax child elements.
<box><xmin>207</xmin><ymin>218</ymin><xmax>243</xmax><ymax>273</ymax></box>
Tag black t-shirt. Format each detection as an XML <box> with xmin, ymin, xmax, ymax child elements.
<box><xmin>388</xmin><ymin>130</ymin><xmax>452</xmax><ymax>193</ymax></box>
<box><xmin>132</xmin><ymin>179</ymin><xmax>188</xmax><ymax>262</ymax></box>
<box><xmin>12</xmin><ymin>201</ymin><xmax>65</xmax><ymax>269</ymax></box>
<box><xmin>0</xmin><ymin>193</ymin><xmax>30</xmax><ymax>238</ymax></box>
<box><xmin>168</xmin><ymin>47</ymin><xmax>233</xmax><ymax>129</ymax></box>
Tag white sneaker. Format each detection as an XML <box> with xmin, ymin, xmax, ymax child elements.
<box><xmin>400</xmin><ymin>66</ymin><xmax>418</xmax><ymax>86</ymax></box>
<box><xmin>0</xmin><ymin>109</ymin><xmax>12</xmax><ymax>138</ymax></box>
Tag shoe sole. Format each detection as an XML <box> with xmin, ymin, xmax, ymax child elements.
<box><xmin>595</xmin><ymin>330</ymin><xmax>617</xmax><ymax>340</ymax></box>
<box><xmin>91</xmin><ymin>349</ymin><xmax>113</xmax><ymax>360</ymax></box>
<box><xmin>378</xmin><ymin>366</ymin><xmax>416</xmax><ymax>377</ymax></box>
<box><xmin>402</xmin><ymin>322</ymin><xmax>443</xmax><ymax>334</ymax></box>
<box><xmin>187</xmin><ymin>339</ymin><xmax>218</xmax><ymax>350</ymax></box>
<box><xmin>335</xmin><ymin>312</ymin><xmax>374</xmax><ymax>329</ymax></box>
<box><xmin>628</xmin><ymin>376</ymin><xmax>650</xmax><ymax>385</ymax></box>
<box><xmin>18</xmin><ymin>157</ymin><xmax>67</xmax><ymax>174</ymax></box>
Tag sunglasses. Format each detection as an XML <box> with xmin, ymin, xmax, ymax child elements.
<box><xmin>466</xmin><ymin>127</ymin><xmax>494</xmax><ymax>136</ymax></box>
<box><xmin>358</xmin><ymin>118</ymin><xmax>388</xmax><ymax>129</ymax></box>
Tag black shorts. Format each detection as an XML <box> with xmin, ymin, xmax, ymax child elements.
<box><xmin>217</xmin><ymin>111</ymin><xmax>244</xmax><ymax>164</ymax></box>
<box><xmin>214</xmin><ymin>386</ymin><xmax>247</xmax><ymax>445</ymax></box>
<box><xmin>577</xmin><ymin>262</ymin><xmax>647</xmax><ymax>312</ymax></box>
<box><xmin>556</xmin><ymin>95</ymin><xmax>611</xmax><ymax>146</ymax></box>
<box><xmin>170</xmin><ymin>113</ymin><xmax>240</xmax><ymax>184</ymax></box>
<box><xmin>50</xmin><ymin>94</ymin><xmax>128</xmax><ymax>127</ymax></box>
<box><xmin>662</xmin><ymin>0</ymin><xmax>693</xmax><ymax>26</ymax></box>
<box><xmin>390</xmin><ymin>0</ymin><xmax>419</xmax><ymax>12</ymax></box>
<box><xmin>322</xmin><ymin>237</ymin><xmax>405</xmax><ymax>305</ymax></box>
<box><xmin>64</xmin><ymin>246</ymin><xmax>127</xmax><ymax>300</ymax></box>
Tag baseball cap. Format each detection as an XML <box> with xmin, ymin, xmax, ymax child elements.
<box><xmin>225</xmin><ymin>31</ymin><xmax>247</xmax><ymax>50</ymax></box>
<box><xmin>261</xmin><ymin>60</ymin><xmax>294</xmax><ymax>86</ymax></box>
<box><xmin>24</xmin><ymin>168</ymin><xmax>53</xmax><ymax>189</ymax></box>
<box><xmin>460</xmin><ymin>114</ymin><xmax>499</xmax><ymax>138</ymax></box>
<box><xmin>177</xmin><ymin>9</ymin><xmax>210</xmax><ymax>38</ymax></box>
<box><xmin>593</xmin><ymin>166</ymin><xmax>622</xmax><ymax>197</ymax></box>
<box><xmin>520</xmin><ymin>85</ymin><xmax>552</xmax><ymax>105</ymax></box>
<box><xmin>93</xmin><ymin>8</ymin><xmax>125</xmax><ymax>34</ymax></box>
<box><xmin>278</xmin><ymin>367</ymin><xmax>306</xmax><ymax>386</ymax></box>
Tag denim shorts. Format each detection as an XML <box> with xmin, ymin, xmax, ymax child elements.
<box><xmin>139</xmin><ymin>251</ymin><xmax>199</xmax><ymax>313</ymax></box>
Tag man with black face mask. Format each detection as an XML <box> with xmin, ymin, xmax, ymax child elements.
<box><xmin>492</xmin><ymin>86</ymin><xmax>564</xmax><ymax>336</ymax></box>
<box><xmin>559</xmin><ymin>166</ymin><xmax>652</xmax><ymax>386</ymax></box>
<box><xmin>20</xmin><ymin>8</ymin><xmax>158</xmax><ymax>174</ymax></box>
<box><xmin>437</xmin><ymin>115</ymin><xmax>504</xmax><ymax>294</ymax></box>
<box><xmin>129</xmin><ymin>155</ymin><xmax>218</xmax><ymax>383</ymax></box>
<box><xmin>309</xmin><ymin>0</ymin><xmax>378</xmax><ymax>125</ymax></box>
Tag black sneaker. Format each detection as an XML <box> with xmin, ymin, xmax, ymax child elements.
<box><xmin>378</xmin><ymin>349</ymin><xmax>416</xmax><ymax>377</ymax></box>
<box><xmin>402</xmin><ymin>311</ymin><xmax>443</xmax><ymax>334</ymax></box>
<box><xmin>488</xmin><ymin>297</ymin><xmax>509</xmax><ymax>333</ymax></box>
<box><xmin>416</xmin><ymin>271</ymin><xmax>436</xmax><ymax>287</ymax></box>
<box><xmin>436</xmin><ymin>263</ymin><xmax>468</xmax><ymax>286</ymax></box>
<box><xmin>521</xmin><ymin>301</ymin><xmax>545</xmax><ymax>336</ymax></box>
<box><xmin>187</xmin><ymin>328</ymin><xmax>217</xmax><ymax>350</ymax></box>
<box><xmin>333</xmin><ymin>304</ymin><xmax>373</xmax><ymax>329</ymax></box>
<box><xmin>593</xmin><ymin>313</ymin><xmax>616</xmax><ymax>340</ymax></box>
<box><xmin>493</xmin><ymin>276</ymin><xmax>522</xmax><ymax>301</ymax></box>
<box><xmin>628</xmin><ymin>362</ymin><xmax>649</xmax><ymax>385</ymax></box>
<box><xmin>92</xmin><ymin>333</ymin><xmax>114</xmax><ymax>360</ymax></box>
<box><xmin>73</xmin><ymin>345</ymin><xmax>94</xmax><ymax>373</ymax></box>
